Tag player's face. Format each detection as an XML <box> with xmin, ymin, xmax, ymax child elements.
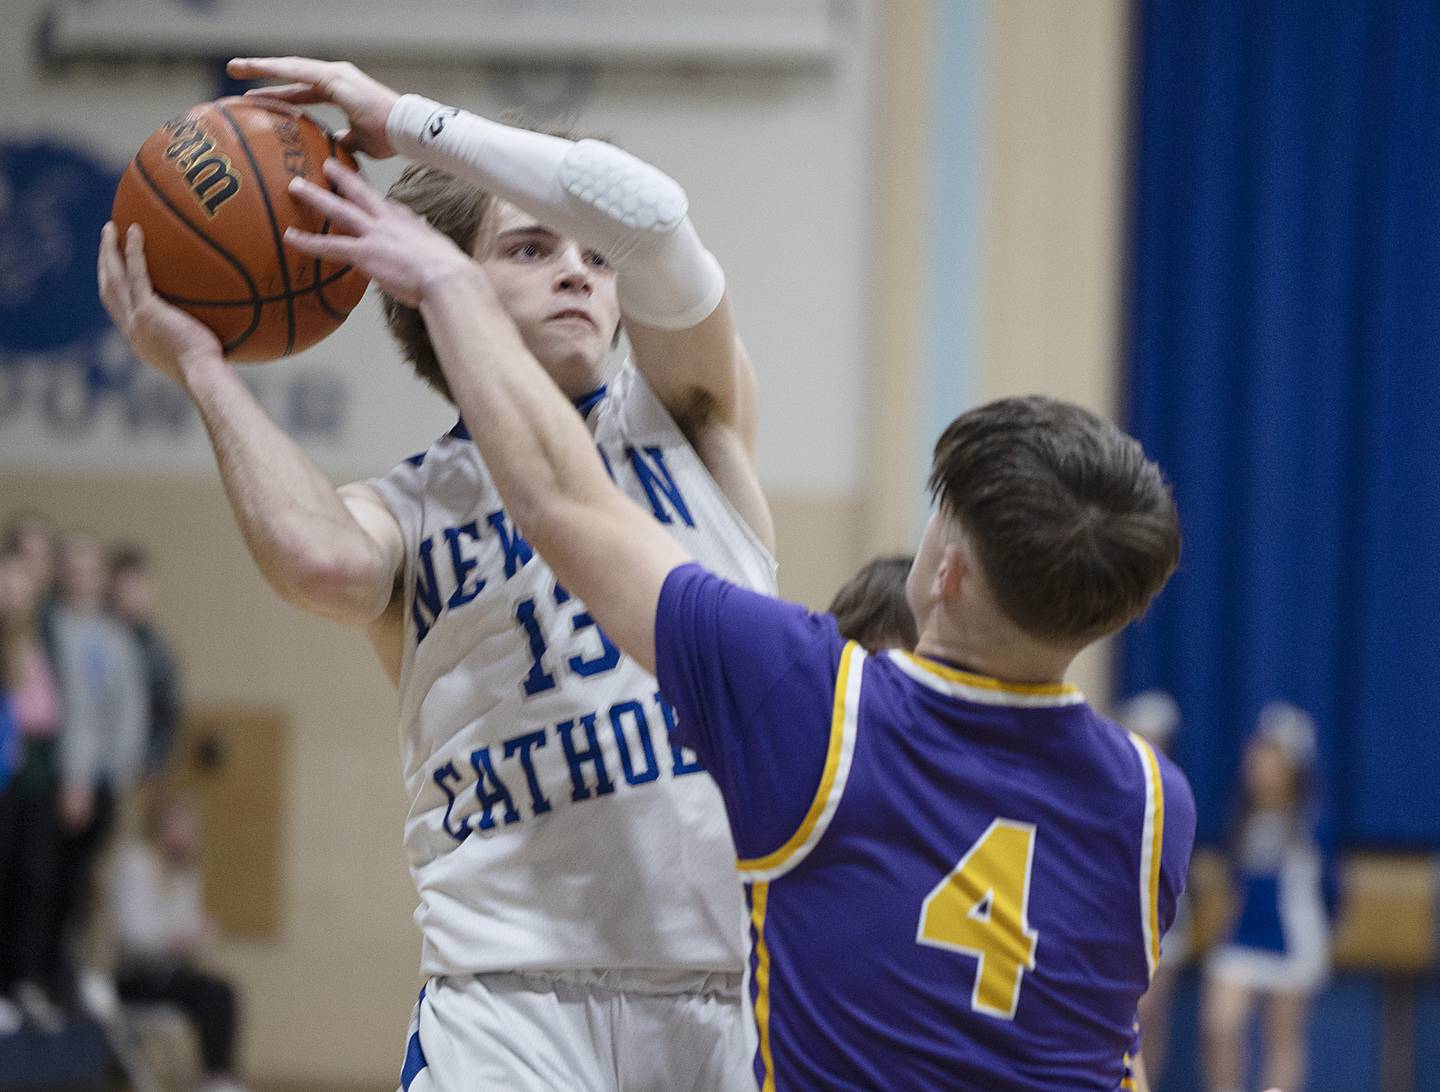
<box><xmin>472</xmin><ymin>200</ymin><xmax>620</xmax><ymax>397</ymax></box>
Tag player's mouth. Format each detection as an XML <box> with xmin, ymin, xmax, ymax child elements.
<box><xmin>548</xmin><ymin>309</ymin><xmax>597</xmax><ymax>331</ymax></box>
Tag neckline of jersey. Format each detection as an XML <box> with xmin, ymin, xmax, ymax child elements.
<box><xmin>898</xmin><ymin>650</ymin><xmax>1081</xmax><ymax>697</ymax></box>
<box><xmin>448</xmin><ymin>383</ymin><xmax>609</xmax><ymax>441</ymax></box>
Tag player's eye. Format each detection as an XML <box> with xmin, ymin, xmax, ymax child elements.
<box><xmin>584</xmin><ymin>250</ymin><xmax>609</xmax><ymax>270</ymax></box>
<box><xmin>509</xmin><ymin>241</ymin><xmax>545</xmax><ymax>260</ymax></box>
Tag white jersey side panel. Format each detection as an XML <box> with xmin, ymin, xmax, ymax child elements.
<box><xmin>369</xmin><ymin>363</ymin><xmax>777</xmax><ymax>977</ymax></box>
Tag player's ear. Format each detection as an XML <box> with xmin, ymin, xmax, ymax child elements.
<box><xmin>935</xmin><ymin>543</ymin><xmax>965</xmax><ymax>600</ymax></box>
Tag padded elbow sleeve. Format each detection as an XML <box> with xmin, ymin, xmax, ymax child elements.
<box><xmin>388</xmin><ymin>96</ymin><xmax>726</xmax><ymax>329</ymax></box>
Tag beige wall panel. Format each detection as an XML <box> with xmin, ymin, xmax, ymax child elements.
<box><xmin>981</xmin><ymin>0</ymin><xmax>1130</xmax><ymax>703</ymax></box>
<box><xmin>770</xmin><ymin>490</ymin><xmax>869</xmax><ymax>609</ymax></box>
<box><xmin>865</xmin><ymin>0</ymin><xmax>933</xmax><ymax>556</ymax></box>
<box><xmin>174</xmin><ymin>706</ymin><xmax>289</xmax><ymax>937</ymax></box>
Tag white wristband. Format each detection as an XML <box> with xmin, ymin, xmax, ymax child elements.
<box><xmin>386</xmin><ymin>94</ymin><xmax>725</xmax><ymax>329</ymax></box>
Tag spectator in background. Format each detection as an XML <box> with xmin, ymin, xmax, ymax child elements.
<box><xmin>108</xmin><ymin>545</ymin><xmax>182</xmax><ymax>775</ymax></box>
<box><xmin>3</xmin><ymin>512</ymin><xmax>60</xmax><ymax>639</ymax></box>
<box><xmin>0</xmin><ymin>554</ymin><xmax>21</xmax><ymax>1038</ymax></box>
<box><xmin>828</xmin><ymin>555</ymin><xmax>918</xmax><ymax>651</ymax></box>
<box><xmin>112</xmin><ymin>792</ymin><xmax>243</xmax><ymax>1092</ymax></box>
<box><xmin>0</xmin><ymin>545</ymin><xmax>67</xmax><ymax>1034</ymax></box>
<box><xmin>0</xmin><ymin>558</ymin><xmax>17</xmax><ymax>795</ymax></box>
<box><xmin>50</xmin><ymin>532</ymin><xmax>149</xmax><ymax>1004</ymax></box>
<box><xmin>1112</xmin><ymin>689</ymin><xmax>1188</xmax><ymax>1086</ymax></box>
<box><xmin>1204</xmin><ymin>701</ymin><xmax>1337</xmax><ymax>1092</ymax></box>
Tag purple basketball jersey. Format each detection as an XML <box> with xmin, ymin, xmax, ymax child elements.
<box><xmin>655</xmin><ymin>564</ymin><xmax>1195</xmax><ymax>1090</ymax></box>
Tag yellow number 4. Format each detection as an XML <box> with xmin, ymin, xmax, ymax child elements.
<box><xmin>917</xmin><ymin>818</ymin><xmax>1039</xmax><ymax>1020</ymax></box>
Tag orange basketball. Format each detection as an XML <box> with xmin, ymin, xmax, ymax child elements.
<box><xmin>111</xmin><ymin>99</ymin><xmax>369</xmax><ymax>362</ymax></box>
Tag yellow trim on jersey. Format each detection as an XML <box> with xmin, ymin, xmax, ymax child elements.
<box><xmin>751</xmin><ymin>881</ymin><xmax>777</xmax><ymax>1092</ymax></box>
<box><xmin>1132</xmin><ymin>734</ymin><xmax>1166</xmax><ymax>976</ymax></box>
<box><xmin>902</xmin><ymin>652</ymin><xmax>1080</xmax><ymax>697</ymax></box>
<box><xmin>1120</xmin><ymin>1047</ymin><xmax>1138</xmax><ymax>1090</ymax></box>
<box><xmin>737</xmin><ymin>641</ymin><xmax>860</xmax><ymax>875</ymax></box>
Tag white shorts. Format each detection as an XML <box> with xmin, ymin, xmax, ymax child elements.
<box><xmin>1205</xmin><ymin>941</ymin><xmax>1331</xmax><ymax>995</ymax></box>
<box><xmin>399</xmin><ymin>968</ymin><xmax>753</xmax><ymax>1092</ymax></box>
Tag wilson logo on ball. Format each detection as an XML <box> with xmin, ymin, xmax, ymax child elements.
<box><xmin>161</xmin><ymin>115</ymin><xmax>242</xmax><ymax>217</ymax></box>
<box><xmin>273</xmin><ymin>117</ymin><xmax>312</xmax><ymax>181</ymax></box>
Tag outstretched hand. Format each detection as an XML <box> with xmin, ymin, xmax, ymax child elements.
<box><xmin>285</xmin><ymin>158</ymin><xmax>479</xmax><ymax>308</ymax></box>
<box><xmin>97</xmin><ymin>222</ymin><xmax>223</xmax><ymax>384</ymax></box>
<box><xmin>227</xmin><ymin>56</ymin><xmax>399</xmax><ymax>158</ymax></box>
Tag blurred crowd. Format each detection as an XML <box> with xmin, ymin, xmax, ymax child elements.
<box><xmin>0</xmin><ymin>511</ymin><xmax>242</xmax><ymax>1091</ymax></box>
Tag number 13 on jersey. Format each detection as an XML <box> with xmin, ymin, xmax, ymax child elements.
<box><xmin>917</xmin><ymin>818</ymin><xmax>1039</xmax><ymax>1020</ymax></box>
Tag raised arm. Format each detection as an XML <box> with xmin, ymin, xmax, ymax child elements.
<box><xmin>286</xmin><ymin>162</ymin><xmax>686</xmax><ymax>672</ymax></box>
<box><xmin>97</xmin><ymin>223</ymin><xmax>403</xmax><ymax>625</ymax></box>
<box><xmin>228</xmin><ymin>56</ymin><xmax>773</xmax><ymax>550</ymax></box>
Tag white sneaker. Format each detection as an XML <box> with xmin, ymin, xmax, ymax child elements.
<box><xmin>0</xmin><ymin>995</ymin><xmax>22</xmax><ymax>1035</ymax></box>
<box><xmin>15</xmin><ymin>980</ymin><xmax>65</xmax><ymax>1035</ymax></box>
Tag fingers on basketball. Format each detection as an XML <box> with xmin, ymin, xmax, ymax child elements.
<box><xmin>242</xmin><ymin>84</ymin><xmax>325</xmax><ymax>106</ymax></box>
<box><xmin>287</xmin><ymin>175</ymin><xmax>364</xmax><ymax>233</ymax></box>
<box><xmin>282</xmin><ymin>222</ymin><xmax>351</xmax><ymax>263</ymax></box>
<box><xmin>227</xmin><ymin>56</ymin><xmax>330</xmax><ymax>82</ymax></box>
<box><xmin>123</xmin><ymin>224</ymin><xmax>156</xmax><ymax>302</ymax></box>
<box><xmin>321</xmin><ymin>158</ymin><xmax>384</xmax><ymax>214</ymax></box>
<box><xmin>97</xmin><ymin>223</ymin><xmax>131</xmax><ymax>317</ymax></box>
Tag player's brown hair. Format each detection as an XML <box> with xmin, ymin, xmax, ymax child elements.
<box><xmin>928</xmin><ymin>396</ymin><xmax>1180</xmax><ymax>646</ymax></box>
<box><xmin>381</xmin><ymin>164</ymin><xmax>496</xmax><ymax>403</ymax></box>
<box><xmin>829</xmin><ymin>556</ymin><xmax>918</xmax><ymax>652</ymax></box>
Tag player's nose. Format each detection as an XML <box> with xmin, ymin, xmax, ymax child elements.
<box><xmin>552</xmin><ymin>244</ymin><xmax>594</xmax><ymax>295</ymax></box>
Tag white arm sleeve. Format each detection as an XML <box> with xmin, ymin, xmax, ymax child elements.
<box><xmin>386</xmin><ymin>95</ymin><xmax>725</xmax><ymax>330</ymax></box>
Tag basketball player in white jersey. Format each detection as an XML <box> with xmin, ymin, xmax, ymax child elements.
<box><xmin>99</xmin><ymin>57</ymin><xmax>776</xmax><ymax>1090</ymax></box>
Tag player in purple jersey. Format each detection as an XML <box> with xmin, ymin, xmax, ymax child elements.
<box><xmin>277</xmin><ymin>160</ymin><xmax>1195</xmax><ymax>1091</ymax></box>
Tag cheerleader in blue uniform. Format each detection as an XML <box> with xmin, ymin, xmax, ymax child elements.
<box><xmin>1204</xmin><ymin>702</ymin><xmax>1337</xmax><ymax>1092</ymax></box>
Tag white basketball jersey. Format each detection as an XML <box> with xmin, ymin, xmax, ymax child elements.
<box><xmin>369</xmin><ymin>363</ymin><xmax>777</xmax><ymax>977</ymax></box>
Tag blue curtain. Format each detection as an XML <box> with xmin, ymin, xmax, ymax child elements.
<box><xmin>1123</xmin><ymin>0</ymin><xmax>1440</xmax><ymax>847</ymax></box>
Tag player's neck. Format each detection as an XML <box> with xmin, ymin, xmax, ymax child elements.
<box><xmin>539</xmin><ymin>351</ymin><xmax>606</xmax><ymax>403</ymax></box>
<box><xmin>914</xmin><ymin>600</ymin><xmax>1076</xmax><ymax>687</ymax></box>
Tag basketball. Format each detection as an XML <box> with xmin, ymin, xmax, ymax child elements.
<box><xmin>110</xmin><ymin>98</ymin><xmax>369</xmax><ymax>362</ymax></box>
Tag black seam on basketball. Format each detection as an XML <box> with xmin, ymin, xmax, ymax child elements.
<box><xmin>313</xmin><ymin>261</ymin><xmax>357</xmax><ymax>320</ymax></box>
<box><xmin>218</xmin><ymin>103</ymin><xmax>298</xmax><ymax>356</ymax></box>
<box><xmin>132</xmin><ymin>156</ymin><xmax>264</xmax><ymax>352</ymax></box>
<box><xmin>157</xmin><ymin>263</ymin><xmax>358</xmax><ymax>308</ymax></box>
<box><xmin>313</xmin><ymin>131</ymin><xmax>348</xmax><ymax>320</ymax></box>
